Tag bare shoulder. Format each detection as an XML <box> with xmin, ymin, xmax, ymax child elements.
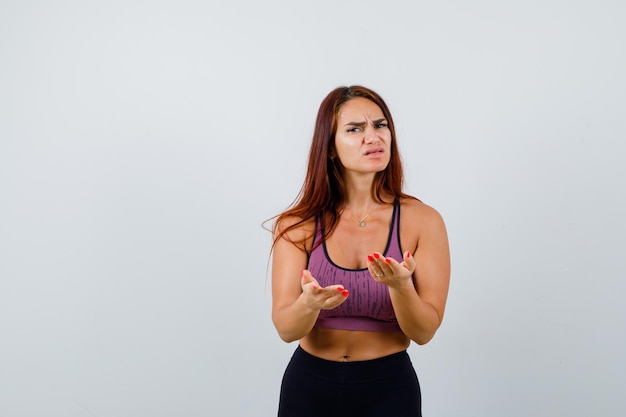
<box><xmin>274</xmin><ymin>214</ymin><xmax>315</xmax><ymax>236</ymax></box>
<box><xmin>274</xmin><ymin>215</ymin><xmax>316</xmax><ymax>252</ymax></box>
<box><xmin>399</xmin><ymin>197</ymin><xmax>448</xmax><ymax>250</ymax></box>
<box><xmin>399</xmin><ymin>197</ymin><xmax>445</xmax><ymax>226</ymax></box>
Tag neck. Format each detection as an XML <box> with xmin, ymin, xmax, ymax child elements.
<box><xmin>345</xmin><ymin>193</ymin><xmax>375</xmax><ymax>213</ymax></box>
<box><xmin>344</xmin><ymin>174</ymin><xmax>376</xmax><ymax>209</ymax></box>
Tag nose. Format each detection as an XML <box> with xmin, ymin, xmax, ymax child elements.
<box><xmin>364</xmin><ymin>126</ymin><xmax>380</xmax><ymax>144</ymax></box>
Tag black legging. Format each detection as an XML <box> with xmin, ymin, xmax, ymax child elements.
<box><xmin>278</xmin><ymin>346</ymin><xmax>422</xmax><ymax>417</ymax></box>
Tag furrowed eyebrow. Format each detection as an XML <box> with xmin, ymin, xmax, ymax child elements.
<box><xmin>344</xmin><ymin>121</ymin><xmax>367</xmax><ymax>127</ymax></box>
<box><xmin>344</xmin><ymin>118</ymin><xmax>387</xmax><ymax>127</ymax></box>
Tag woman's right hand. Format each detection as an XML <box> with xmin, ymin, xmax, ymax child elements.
<box><xmin>301</xmin><ymin>270</ymin><xmax>349</xmax><ymax>311</ymax></box>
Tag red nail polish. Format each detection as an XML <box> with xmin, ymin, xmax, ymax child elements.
<box><xmin>406</xmin><ymin>251</ymin><xmax>411</xmax><ymax>258</ymax></box>
<box><xmin>367</xmin><ymin>255</ymin><xmax>374</xmax><ymax>262</ymax></box>
<box><xmin>374</xmin><ymin>253</ymin><xmax>380</xmax><ymax>259</ymax></box>
<box><xmin>342</xmin><ymin>290</ymin><xmax>349</xmax><ymax>297</ymax></box>
<box><xmin>312</xmin><ymin>285</ymin><xmax>318</xmax><ymax>289</ymax></box>
<box><xmin>337</xmin><ymin>287</ymin><xmax>344</xmax><ymax>292</ymax></box>
<box><xmin>385</xmin><ymin>258</ymin><xmax>391</xmax><ymax>264</ymax></box>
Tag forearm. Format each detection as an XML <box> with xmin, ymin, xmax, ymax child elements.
<box><xmin>389</xmin><ymin>284</ymin><xmax>442</xmax><ymax>345</ymax></box>
<box><xmin>272</xmin><ymin>295</ymin><xmax>321</xmax><ymax>343</ymax></box>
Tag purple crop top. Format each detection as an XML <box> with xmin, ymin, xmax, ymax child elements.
<box><xmin>307</xmin><ymin>202</ymin><xmax>404</xmax><ymax>333</ymax></box>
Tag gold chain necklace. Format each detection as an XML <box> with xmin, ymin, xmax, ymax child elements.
<box><xmin>349</xmin><ymin>203</ymin><xmax>378</xmax><ymax>227</ymax></box>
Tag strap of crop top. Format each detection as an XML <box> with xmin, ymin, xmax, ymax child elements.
<box><xmin>310</xmin><ymin>200</ymin><xmax>401</xmax><ymax>259</ymax></box>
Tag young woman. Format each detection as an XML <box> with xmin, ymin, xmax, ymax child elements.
<box><xmin>270</xmin><ymin>86</ymin><xmax>450</xmax><ymax>417</ymax></box>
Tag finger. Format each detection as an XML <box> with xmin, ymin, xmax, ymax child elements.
<box><xmin>322</xmin><ymin>289</ymin><xmax>349</xmax><ymax>309</ymax></box>
<box><xmin>382</xmin><ymin>256</ymin><xmax>397</xmax><ymax>274</ymax></box>
<box><xmin>402</xmin><ymin>251</ymin><xmax>417</xmax><ymax>273</ymax></box>
<box><xmin>367</xmin><ymin>253</ymin><xmax>380</xmax><ymax>275</ymax></box>
<box><xmin>328</xmin><ymin>287</ymin><xmax>349</xmax><ymax>300</ymax></box>
<box><xmin>367</xmin><ymin>255</ymin><xmax>386</xmax><ymax>279</ymax></box>
<box><xmin>369</xmin><ymin>252</ymin><xmax>386</xmax><ymax>268</ymax></box>
<box><xmin>374</xmin><ymin>252</ymin><xmax>396</xmax><ymax>275</ymax></box>
<box><xmin>319</xmin><ymin>285</ymin><xmax>348</xmax><ymax>300</ymax></box>
<box><xmin>300</xmin><ymin>270</ymin><xmax>312</xmax><ymax>286</ymax></box>
<box><xmin>301</xmin><ymin>270</ymin><xmax>320</xmax><ymax>289</ymax></box>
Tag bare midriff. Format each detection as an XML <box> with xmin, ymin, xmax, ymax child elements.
<box><xmin>299</xmin><ymin>327</ymin><xmax>410</xmax><ymax>362</ymax></box>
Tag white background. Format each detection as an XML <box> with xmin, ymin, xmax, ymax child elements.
<box><xmin>1</xmin><ymin>1</ymin><xmax>625</xmax><ymax>416</ymax></box>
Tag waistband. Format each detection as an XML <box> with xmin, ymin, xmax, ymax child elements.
<box><xmin>315</xmin><ymin>317</ymin><xmax>403</xmax><ymax>333</ymax></box>
<box><xmin>291</xmin><ymin>345</ymin><xmax>413</xmax><ymax>384</ymax></box>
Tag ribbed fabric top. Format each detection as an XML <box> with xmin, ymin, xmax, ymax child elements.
<box><xmin>307</xmin><ymin>203</ymin><xmax>403</xmax><ymax>333</ymax></box>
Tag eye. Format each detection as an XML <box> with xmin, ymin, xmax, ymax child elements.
<box><xmin>347</xmin><ymin>127</ymin><xmax>361</xmax><ymax>133</ymax></box>
<box><xmin>376</xmin><ymin>122</ymin><xmax>388</xmax><ymax>129</ymax></box>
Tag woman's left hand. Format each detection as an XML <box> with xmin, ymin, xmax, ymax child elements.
<box><xmin>367</xmin><ymin>251</ymin><xmax>416</xmax><ymax>289</ymax></box>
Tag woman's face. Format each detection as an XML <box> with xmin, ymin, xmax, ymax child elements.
<box><xmin>333</xmin><ymin>97</ymin><xmax>391</xmax><ymax>175</ymax></box>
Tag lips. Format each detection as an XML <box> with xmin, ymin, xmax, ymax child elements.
<box><xmin>364</xmin><ymin>146</ymin><xmax>384</xmax><ymax>156</ymax></box>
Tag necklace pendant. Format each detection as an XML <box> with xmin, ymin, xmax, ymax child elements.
<box><xmin>359</xmin><ymin>220</ymin><xmax>366</xmax><ymax>227</ymax></box>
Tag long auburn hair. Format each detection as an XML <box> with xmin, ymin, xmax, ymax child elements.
<box><xmin>271</xmin><ymin>85</ymin><xmax>413</xmax><ymax>252</ymax></box>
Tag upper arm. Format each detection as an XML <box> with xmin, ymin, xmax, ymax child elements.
<box><xmin>407</xmin><ymin>203</ymin><xmax>451</xmax><ymax>323</ymax></box>
<box><xmin>271</xmin><ymin>217</ymin><xmax>313</xmax><ymax>314</ymax></box>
